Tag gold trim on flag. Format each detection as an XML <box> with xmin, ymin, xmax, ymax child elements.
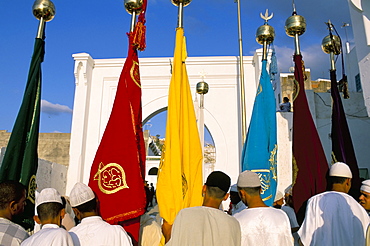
<box><xmin>130</xmin><ymin>60</ymin><xmax>141</xmax><ymax>88</ymax></box>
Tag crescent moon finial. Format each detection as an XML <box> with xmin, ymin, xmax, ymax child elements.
<box><xmin>260</xmin><ymin>9</ymin><xmax>273</xmax><ymax>22</ymax></box>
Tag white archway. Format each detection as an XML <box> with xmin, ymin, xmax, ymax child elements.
<box><xmin>66</xmin><ymin>54</ymin><xmax>263</xmax><ymax>193</ymax></box>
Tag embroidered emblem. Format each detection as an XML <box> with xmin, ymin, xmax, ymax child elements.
<box><xmin>269</xmin><ymin>144</ymin><xmax>278</xmax><ymax>181</ymax></box>
<box><xmin>130</xmin><ymin>60</ymin><xmax>141</xmax><ymax>88</ymax></box>
<box><xmin>252</xmin><ymin>169</ymin><xmax>270</xmax><ymax>195</ymax></box>
<box><xmin>293</xmin><ymin>79</ymin><xmax>300</xmax><ymax>102</ymax></box>
<box><xmin>182</xmin><ymin>173</ymin><xmax>188</xmax><ymax>199</ymax></box>
<box><xmin>27</xmin><ymin>175</ymin><xmax>37</xmax><ymax>204</ymax></box>
<box><xmin>94</xmin><ymin>162</ymin><xmax>129</xmax><ymax>194</ymax></box>
<box><xmin>256</xmin><ymin>83</ymin><xmax>263</xmax><ymax>96</ymax></box>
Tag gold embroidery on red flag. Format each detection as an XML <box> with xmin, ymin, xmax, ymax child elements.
<box><xmin>94</xmin><ymin>162</ymin><xmax>129</xmax><ymax>194</ymax></box>
<box><xmin>130</xmin><ymin>61</ymin><xmax>141</xmax><ymax>88</ymax></box>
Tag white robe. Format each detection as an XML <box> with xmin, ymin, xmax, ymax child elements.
<box><xmin>21</xmin><ymin>224</ymin><xmax>73</xmax><ymax>246</ymax></box>
<box><xmin>234</xmin><ymin>207</ymin><xmax>293</xmax><ymax>246</ymax></box>
<box><xmin>139</xmin><ymin>213</ymin><xmax>162</xmax><ymax>246</ymax></box>
<box><xmin>69</xmin><ymin>216</ymin><xmax>132</xmax><ymax>246</ymax></box>
<box><xmin>298</xmin><ymin>191</ymin><xmax>370</xmax><ymax>246</ymax></box>
<box><xmin>166</xmin><ymin>206</ymin><xmax>241</xmax><ymax>246</ymax></box>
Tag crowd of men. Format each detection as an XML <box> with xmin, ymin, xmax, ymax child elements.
<box><xmin>1</xmin><ymin>161</ymin><xmax>370</xmax><ymax>245</ymax></box>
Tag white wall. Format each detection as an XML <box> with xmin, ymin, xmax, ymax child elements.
<box><xmin>348</xmin><ymin>0</ymin><xmax>370</xmax><ymax>115</ymax></box>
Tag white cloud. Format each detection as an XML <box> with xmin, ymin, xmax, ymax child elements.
<box><xmin>274</xmin><ymin>45</ymin><xmax>295</xmax><ymax>74</ymax></box>
<box><xmin>41</xmin><ymin>100</ymin><xmax>73</xmax><ymax>115</ymax></box>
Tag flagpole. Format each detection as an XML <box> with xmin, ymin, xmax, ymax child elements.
<box><xmin>124</xmin><ymin>0</ymin><xmax>143</xmax><ymax>32</ymax></box>
<box><xmin>322</xmin><ymin>20</ymin><xmax>341</xmax><ymax>71</ymax></box>
<box><xmin>256</xmin><ymin>10</ymin><xmax>275</xmax><ymax>60</ymax></box>
<box><xmin>235</xmin><ymin>0</ymin><xmax>247</xmax><ymax>145</ymax></box>
<box><xmin>196</xmin><ymin>81</ymin><xmax>209</xmax><ymax>181</ymax></box>
<box><xmin>172</xmin><ymin>0</ymin><xmax>191</xmax><ymax>28</ymax></box>
<box><xmin>285</xmin><ymin>5</ymin><xmax>306</xmax><ymax>55</ymax></box>
<box><xmin>32</xmin><ymin>0</ymin><xmax>55</xmax><ymax>38</ymax></box>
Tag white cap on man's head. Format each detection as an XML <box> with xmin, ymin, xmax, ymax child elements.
<box><xmin>237</xmin><ymin>171</ymin><xmax>261</xmax><ymax>188</ymax></box>
<box><xmin>69</xmin><ymin>182</ymin><xmax>95</xmax><ymax>207</ymax></box>
<box><xmin>274</xmin><ymin>191</ymin><xmax>284</xmax><ymax>202</ymax></box>
<box><xmin>361</xmin><ymin>180</ymin><xmax>370</xmax><ymax>193</ymax></box>
<box><xmin>329</xmin><ymin>162</ymin><xmax>352</xmax><ymax>178</ymax></box>
<box><xmin>36</xmin><ymin>188</ymin><xmax>62</xmax><ymax>208</ymax></box>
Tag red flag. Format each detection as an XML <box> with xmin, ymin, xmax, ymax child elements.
<box><xmin>292</xmin><ymin>54</ymin><xmax>329</xmax><ymax>224</ymax></box>
<box><xmin>88</xmin><ymin>2</ymin><xmax>147</xmax><ymax>244</ymax></box>
<box><xmin>330</xmin><ymin>70</ymin><xmax>360</xmax><ymax>199</ymax></box>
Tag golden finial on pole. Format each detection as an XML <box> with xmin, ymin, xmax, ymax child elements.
<box><xmin>124</xmin><ymin>0</ymin><xmax>144</xmax><ymax>32</ymax></box>
<box><xmin>32</xmin><ymin>0</ymin><xmax>55</xmax><ymax>39</ymax></box>
<box><xmin>256</xmin><ymin>9</ymin><xmax>275</xmax><ymax>60</ymax></box>
<box><xmin>321</xmin><ymin>20</ymin><xmax>341</xmax><ymax>71</ymax></box>
<box><xmin>285</xmin><ymin>6</ymin><xmax>306</xmax><ymax>55</ymax></box>
<box><xmin>171</xmin><ymin>0</ymin><xmax>191</xmax><ymax>28</ymax></box>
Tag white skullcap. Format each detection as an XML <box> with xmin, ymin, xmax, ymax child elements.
<box><xmin>329</xmin><ymin>162</ymin><xmax>352</xmax><ymax>178</ymax></box>
<box><xmin>36</xmin><ymin>188</ymin><xmax>62</xmax><ymax>207</ymax></box>
<box><xmin>274</xmin><ymin>191</ymin><xmax>284</xmax><ymax>202</ymax></box>
<box><xmin>361</xmin><ymin>180</ymin><xmax>370</xmax><ymax>193</ymax></box>
<box><xmin>69</xmin><ymin>182</ymin><xmax>95</xmax><ymax>207</ymax></box>
<box><xmin>230</xmin><ymin>184</ymin><xmax>238</xmax><ymax>192</ymax></box>
<box><xmin>237</xmin><ymin>171</ymin><xmax>261</xmax><ymax>188</ymax></box>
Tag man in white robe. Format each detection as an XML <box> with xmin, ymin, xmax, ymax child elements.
<box><xmin>139</xmin><ymin>213</ymin><xmax>162</xmax><ymax>246</ymax></box>
<box><xmin>166</xmin><ymin>171</ymin><xmax>241</xmax><ymax>246</ymax></box>
<box><xmin>298</xmin><ymin>162</ymin><xmax>370</xmax><ymax>246</ymax></box>
<box><xmin>234</xmin><ymin>171</ymin><xmax>293</xmax><ymax>246</ymax></box>
<box><xmin>21</xmin><ymin>188</ymin><xmax>73</xmax><ymax>246</ymax></box>
<box><xmin>68</xmin><ymin>182</ymin><xmax>133</xmax><ymax>246</ymax></box>
<box><xmin>360</xmin><ymin>179</ymin><xmax>370</xmax><ymax>214</ymax></box>
<box><xmin>228</xmin><ymin>184</ymin><xmax>247</xmax><ymax>215</ymax></box>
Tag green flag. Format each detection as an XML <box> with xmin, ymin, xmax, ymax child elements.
<box><xmin>0</xmin><ymin>37</ymin><xmax>45</xmax><ymax>230</ymax></box>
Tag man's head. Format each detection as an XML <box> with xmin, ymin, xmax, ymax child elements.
<box><xmin>35</xmin><ymin>188</ymin><xmax>64</xmax><ymax>226</ymax></box>
<box><xmin>237</xmin><ymin>171</ymin><xmax>262</xmax><ymax>206</ymax></box>
<box><xmin>0</xmin><ymin>181</ymin><xmax>27</xmax><ymax>221</ymax></box>
<box><xmin>359</xmin><ymin>180</ymin><xmax>370</xmax><ymax>211</ymax></box>
<box><xmin>273</xmin><ymin>191</ymin><xmax>284</xmax><ymax>209</ymax></box>
<box><xmin>283</xmin><ymin>97</ymin><xmax>289</xmax><ymax>103</ymax></box>
<box><xmin>229</xmin><ymin>184</ymin><xmax>241</xmax><ymax>205</ymax></box>
<box><xmin>69</xmin><ymin>182</ymin><xmax>97</xmax><ymax>220</ymax></box>
<box><xmin>328</xmin><ymin>162</ymin><xmax>352</xmax><ymax>193</ymax></box>
<box><xmin>202</xmin><ymin>171</ymin><xmax>231</xmax><ymax>208</ymax></box>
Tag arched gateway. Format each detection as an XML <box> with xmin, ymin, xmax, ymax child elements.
<box><xmin>66</xmin><ymin>50</ymin><xmax>293</xmax><ymax>195</ymax></box>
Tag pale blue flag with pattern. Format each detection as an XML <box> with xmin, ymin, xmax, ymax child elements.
<box><xmin>241</xmin><ymin>59</ymin><xmax>278</xmax><ymax>206</ymax></box>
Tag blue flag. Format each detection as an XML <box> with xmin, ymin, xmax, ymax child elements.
<box><xmin>241</xmin><ymin>59</ymin><xmax>277</xmax><ymax>206</ymax></box>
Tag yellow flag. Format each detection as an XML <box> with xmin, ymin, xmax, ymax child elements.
<box><xmin>156</xmin><ymin>27</ymin><xmax>203</xmax><ymax>225</ymax></box>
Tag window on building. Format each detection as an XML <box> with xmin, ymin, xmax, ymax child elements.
<box><xmin>355</xmin><ymin>73</ymin><xmax>362</xmax><ymax>92</ymax></box>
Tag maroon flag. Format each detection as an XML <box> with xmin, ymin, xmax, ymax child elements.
<box><xmin>88</xmin><ymin>2</ymin><xmax>147</xmax><ymax>244</ymax></box>
<box><xmin>330</xmin><ymin>70</ymin><xmax>360</xmax><ymax>198</ymax></box>
<box><xmin>292</xmin><ymin>54</ymin><xmax>329</xmax><ymax>224</ymax></box>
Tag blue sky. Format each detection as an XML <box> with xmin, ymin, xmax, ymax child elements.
<box><xmin>0</xmin><ymin>0</ymin><xmax>353</xmax><ymax>134</ymax></box>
